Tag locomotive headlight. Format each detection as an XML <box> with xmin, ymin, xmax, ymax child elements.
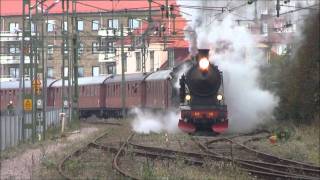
<box><xmin>199</xmin><ymin>58</ymin><xmax>210</xmax><ymax>70</ymax></box>
<box><xmin>185</xmin><ymin>94</ymin><xmax>191</xmax><ymax>101</ymax></box>
<box><xmin>217</xmin><ymin>95</ymin><xmax>223</xmax><ymax>101</ymax></box>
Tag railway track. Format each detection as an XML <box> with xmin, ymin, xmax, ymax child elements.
<box><xmin>58</xmin><ymin>129</ymin><xmax>319</xmax><ymax>180</ymax></box>
<box><xmin>191</xmin><ymin>132</ymin><xmax>320</xmax><ymax>180</ymax></box>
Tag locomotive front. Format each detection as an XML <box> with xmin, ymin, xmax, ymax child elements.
<box><xmin>178</xmin><ymin>49</ymin><xmax>228</xmax><ymax>134</ymax></box>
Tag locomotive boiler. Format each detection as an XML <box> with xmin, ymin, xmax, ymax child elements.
<box><xmin>178</xmin><ymin>49</ymin><xmax>228</xmax><ymax>134</ymax></box>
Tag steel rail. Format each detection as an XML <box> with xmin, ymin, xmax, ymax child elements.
<box><xmin>191</xmin><ymin>136</ymin><xmax>320</xmax><ymax>180</ymax></box>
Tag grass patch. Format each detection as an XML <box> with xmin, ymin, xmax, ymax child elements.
<box><xmin>251</xmin><ymin>121</ymin><xmax>320</xmax><ymax>166</ymax></box>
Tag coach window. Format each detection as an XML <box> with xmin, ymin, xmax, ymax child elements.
<box><xmin>134</xmin><ymin>83</ymin><xmax>138</xmax><ymax>94</ymax></box>
<box><xmin>127</xmin><ymin>84</ymin><xmax>131</xmax><ymax>97</ymax></box>
<box><xmin>135</xmin><ymin>52</ymin><xmax>141</xmax><ymax>71</ymax></box>
<box><xmin>91</xmin><ymin>87</ymin><xmax>95</xmax><ymax>96</ymax></box>
<box><xmin>82</xmin><ymin>87</ymin><xmax>85</xmax><ymax>96</ymax></box>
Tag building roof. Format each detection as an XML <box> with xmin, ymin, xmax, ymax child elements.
<box><xmin>0</xmin><ymin>0</ymin><xmax>167</xmax><ymax>16</ymax></box>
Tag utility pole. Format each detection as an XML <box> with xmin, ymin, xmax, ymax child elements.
<box><xmin>120</xmin><ymin>23</ymin><xmax>126</xmax><ymax>117</ymax></box>
<box><xmin>61</xmin><ymin>0</ymin><xmax>70</xmax><ymax>121</ymax></box>
<box><xmin>71</xmin><ymin>0</ymin><xmax>79</xmax><ymax>128</ymax></box>
<box><xmin>20</xmin><ymin>0</ymin><xmax>29</xmax><ymax>142</ymax></box>
<box><xmin>276</xmin><ymin>0</ymin><xmax>281</xmax><ymax>17</ymax></box>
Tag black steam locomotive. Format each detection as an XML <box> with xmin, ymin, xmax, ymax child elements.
<box><xmin>178</xmin><ymin>49</ymin><xmax>228</xmax><ymax>134</ymax></box>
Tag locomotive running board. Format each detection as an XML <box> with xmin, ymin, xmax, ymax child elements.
<box><xmin>211</xmin><ymin>121</ymin><xmax>228</xmax><ymax>133</ymax></box>
<box><xmin>178</xmin><ymin>120</ymin><xmax>196</xmax><ymax>133</ymax></box>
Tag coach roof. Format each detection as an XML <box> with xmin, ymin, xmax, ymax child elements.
<box><xmin>0</xmin><ymin>79</ymin><xmax>56</xmax><ymax>89</ymax></box>
<box><xmin>51</xmin><ymin>75</ymin><xmax>112</xmax><ymax>87</ymax></box>
<box><xmin>145</xmin><ymin>70</ymin><xmax>172</xmax><ymax>81</ymax></box>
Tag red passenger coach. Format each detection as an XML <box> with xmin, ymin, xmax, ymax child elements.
<box><xmin>1</xmin><ymin>79</ymin><xmax>57</xmax><ymax>113</ymax></box>
<box><xmin>50</xmin><ymin>76</ymin><xmax>111</xmax><ymax>117</ymax></box>
<box><xmin>145</xmin><ymin>70</ymin><xmax>173</xmax><ymax>110</ymax></box>
<box><xmin>104</xmin><ymin>73</ymin><xmax>146</xmax><ymax>116</ymax></box>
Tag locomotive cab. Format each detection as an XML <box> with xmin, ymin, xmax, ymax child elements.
<box><xmin>178</xmin><ymin>49</ymin><xmax>228</xmax><ymax>134</ymax></box>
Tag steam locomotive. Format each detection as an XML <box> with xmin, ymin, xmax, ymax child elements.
<box><xmin>178</xmin><ymin>49</ymin><xmax>228</xmax><ymax>134</ymax></box>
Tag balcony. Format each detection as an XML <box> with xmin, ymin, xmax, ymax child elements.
<box><xmin>0</xmin><ymin>31</ymin><xmax>22</xmax><ymax>42</ymax></box>
<box><xmin>98</xmin><ymin>53</ymin><xmax>117</xmax><ymax>63</ymax></box>
<box><xmin>0</xmin><ymin>54</ymin><xmax>30</xmax><ymax>64</ymax></box>
<box><xmin>98</xmin><ymin>28</ymin><xmax>131</xmax><ymax>37</ymax></box>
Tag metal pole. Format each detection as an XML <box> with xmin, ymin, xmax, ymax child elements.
<box><xmin>41</xmin><ymin>1</ymin><xmax>46</xmax><ymax>140</ymax></box>
<box><xmin>72</xmin><ymin>0</ymin><xmax>79</xmax><ymax>128</ymax></box>
<box><xmin>120</xmin><ymin>24</ymin><xmax>126</xmax><ymax>117</ymax></box>
<box><xmin>20</xmin><ymin>0</ymin><xmax>27</xmax><ymax>142</ymax></box>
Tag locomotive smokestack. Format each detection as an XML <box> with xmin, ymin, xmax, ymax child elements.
<box><xmin>196</xmin><ymin>49</ymin><xmax>209</xmax><ymax>61</ymax></box>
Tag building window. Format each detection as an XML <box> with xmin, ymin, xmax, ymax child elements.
<box><xmin>92</xmin><ymin>20</ymin><xmax>99</xmax><ymax>31</ymax></box>
<box><xmin>64</xmin><ymin>67</ymin><xmax>68</xmax><ymax>77</ymax></box>
<box><xmin>135</xmin><ymin>52</ymin><xmax>141</xmax><ymax>71</ymax></box>
<box><xmin>78</xmin><ymin>67</ymin><xmax>84</xmax><ymax>77</ymax></box>
<box><xmin>92</xmin><ymin>66</ymin><xmax>100</xmax><ymax>76</ymax></box>
<box><xmin>47</xmin><ymin>20</ymin><xmax>55</xmax><ymax>32</ymax></box>
<box><xmin>47</xmin><ymin>67</ymin><xmax>54</xmax><ymax>78</ymax></box>
<box><xmin>9</xmin><ymin>22</ymin><xmax>19</xmax><ymax>32</ymax></box>
<box><xmin>108</xmin><ymin>19</ymin><xmax>119</xmax><ymax>29</ymax></box>
<box><xmin>31</xmin><ymin>22</ymin><xmax>35</xmax><ymax>33</ymax></box>
<box><xmin>107</xmin><ymin>42</ymin><xmax>114</xmax><ymax>53</ymax></box>
<box><xmin>62</xmin><ymin>21</ymin><xmax>68</xmax><ymax>31</ymax></box>
<box><xmin>128</xmin><ymin>19</ymin><xmax>140</xmax><ymax>29</ymax></box>
<box><xmin>63</xmin><ymin>40</ymin><xmax>68</xmax><ymax>55</ymax></box>
<box><xmin>107</xmin><ymin>63</ymin><xmax>116</xmax><ymax>74</ymax></box>
<box><xmin>9</xmin><ymin>67</ymin><xmax>19</xmax><ymax>78</ymax></box>
<box><xmin>149</xmin><ymin>51</ymin><xmax>154</xmax><ymax>72</ymax></box>
<box><xmin>48</xmin><ymin>45</ymin><xmax>54</xmax><ymax>60</ymax></box>
<box><xmin>77</xmin><ymin>20</ymin><xmax>84</xmax><ymax>31</ymax></box>
<box><xmin>92</xmin><ymin>42</ymin><xmax>99</xmax><ymax>53</ymax></box>
<box><xmin>48</xmin><ymin>45</ymin><xmax>54</xmax><ymax>55</ymax></box>
<box><xmin>262</xmin><ymin>23</ymin><xmax>268</xmax><ymax>35</ymax></box>
<box><xmin>78</xmin><ymin>43</ymin><xmax>84</xmax><ymax>55</ymax></box>
<box><xmin>9</xmin><ymin>44</ymin><xmax>20</xmax><ymax>54</ymax></box>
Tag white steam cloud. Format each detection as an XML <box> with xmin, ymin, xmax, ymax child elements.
<box><xmin>131</xmin><ymin>108</ymin><xmax>180</xmax><ymax>134</ymax></box>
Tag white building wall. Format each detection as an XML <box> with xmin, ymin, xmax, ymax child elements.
<box><xmin>115</xmin><ymin>43</ymin><xmax>168</xmax><ymax>74</ymax></box>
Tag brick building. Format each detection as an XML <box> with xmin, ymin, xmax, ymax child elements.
<box><xmin>0</xmin><ymin>0</ymin><xmax>183</xmax><ymax>80</ymax></box>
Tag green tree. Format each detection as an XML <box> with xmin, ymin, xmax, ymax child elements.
<box><xmin>277</xmin><ymin>12</ymin><xmax>319</xmax><ymax>123</ymax></box>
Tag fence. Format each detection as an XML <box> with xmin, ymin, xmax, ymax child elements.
<box><xmin>0</xmin><ymin>109</ymin><xmax>62</xmax><ymax>151</ymax></box>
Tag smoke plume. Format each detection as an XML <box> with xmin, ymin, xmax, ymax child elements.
<box><xmin>131</xmin><ymin>108</ymin><xmax>180</xmax><ymax>134</ymax></box>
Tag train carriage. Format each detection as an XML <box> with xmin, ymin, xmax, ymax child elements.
<box><xmin>104</xmin><ymin>73</ymin><xmax>147</xmax><ymax>116</ymax></box>
<box><xmin>0</xmin><ymin>79</ymin><xmax>56</xmax><ymax>113</ymax></box>
<box><xmin>50</xmin><ymin>76</ymin><xmax>111</xmax><ymax>117</ymax></box>
<box><xmin>144</xmin><ymin>70</ymin><xmax>174</xmax><ymax>110</ymax></box>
